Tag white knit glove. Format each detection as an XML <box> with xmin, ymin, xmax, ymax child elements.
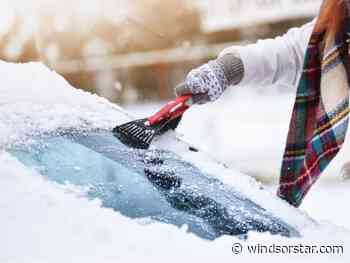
<box><xmin>175</xmin><ymin>54</ymin><xmax>244</xmax><ymax>104</ymax></box>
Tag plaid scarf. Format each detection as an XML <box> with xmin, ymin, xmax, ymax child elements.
<box><xmin>278</xmin><ymin>0</ymin><xmax>350</xmax><ymax>207</ymax></box>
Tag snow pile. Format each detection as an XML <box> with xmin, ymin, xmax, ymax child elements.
<box><xmin>0</xmin><ymin>60</ymin><xmax>349</xmax><ymax>262</ymax></box>
<box><xmin>0</xmin><ymin>61</ymin><xmax>130</xmax><ymax>149</ymax></box>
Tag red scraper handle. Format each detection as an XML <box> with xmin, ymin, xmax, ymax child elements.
<box><xmin>147</xmin><ymin>95</ymin><xmax>193</xmax><ymax>126</ymax></box>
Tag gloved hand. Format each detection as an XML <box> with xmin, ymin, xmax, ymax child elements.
<box><xmin>175</xmin><ymin>53</ymin><xmax>244</xmax><ymax>104</ymax></box>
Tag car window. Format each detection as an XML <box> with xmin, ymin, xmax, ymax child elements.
<box><xmin>10</xmin><ymin>131</ymin><xmax>298</xmax><ymax>239</ymax></box>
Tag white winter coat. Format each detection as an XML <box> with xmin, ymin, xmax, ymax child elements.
<box><xmin>220</xmin><ymin>19</ymin><xmax>316</xmax><ymax>89</ymax></box>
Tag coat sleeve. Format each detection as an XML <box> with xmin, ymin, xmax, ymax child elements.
<box><xmin>219</xmin><ymin>20</ymin><xmax>315</xmax><ymax>88</ymax></box>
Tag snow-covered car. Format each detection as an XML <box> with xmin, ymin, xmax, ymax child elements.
<box><xmin>1</xmin><ymin>62</ymin><xmax>314</xmax><ymax>241</ymax></box>
<box><xmin>11</xmin><ymin>130</ymin><xmax>300</xmax><ymax>240</ymax></box>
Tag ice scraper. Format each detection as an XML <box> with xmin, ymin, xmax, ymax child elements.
<box><xmin>113</xmin><ymin>93</ymin><xmax>193</xmax><ymax>149</ymax></box>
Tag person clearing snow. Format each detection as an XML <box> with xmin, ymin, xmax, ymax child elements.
<box><xmin>175</xmin><ymin>0</ymin><xmax>350</xmax><ymax>207</ymax></box>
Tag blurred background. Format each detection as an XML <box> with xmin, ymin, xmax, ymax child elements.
<box><xmin>1</xmin><ymin>0</ymin><xmax>321</xmax><ymax>104</ymax></box>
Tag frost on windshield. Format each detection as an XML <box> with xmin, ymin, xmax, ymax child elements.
<box><xmin>10</xmin><ymin>131</ymin><xmax>299</xmax><ymax>240</ymax></box>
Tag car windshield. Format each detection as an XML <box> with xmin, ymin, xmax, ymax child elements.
<box><xmin>10</xmin><ymin>131</ymin><xmax>297</xmax><ymax>240</ymax></box>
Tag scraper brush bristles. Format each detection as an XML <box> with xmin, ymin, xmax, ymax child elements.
<box><xmin>113</xmin><ymin>118</ymin><xmax>156</xmax><ymax>149</ymax></box>
<box><xmin>113</xmin><ymin>116</ymin><xmax>183</xmax><ymax>150</ymax></box>
<box><xmin>113</xmin><ymin>94</ymin><xmax>191</xmax><ymax>149</ymax></box>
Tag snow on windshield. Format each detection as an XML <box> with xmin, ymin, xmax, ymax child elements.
<box><xmin>1</xmin><ymin>150</ymin><xmax>348</xmax><ymax>262</ymax></box>
<box><xmin>0</xmin><ymin>61</ymin><xmax>349</xmax><ymax>262</ymax></box>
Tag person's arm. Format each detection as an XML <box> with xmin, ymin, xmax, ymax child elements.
<box><xmin>220</xmin><ymin>19</ymin><xmax>315</xmax><ymax>87</ymax></box>
<box><xmin>176</xmin><ymin>19</ymin><xmax>315</xmax><ymax>103</ymax></box>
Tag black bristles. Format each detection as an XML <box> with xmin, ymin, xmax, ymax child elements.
<box><xmin>113</xmin><ymin>116</ymin><xmax>183</xmax><ymax>149</ymax></box>
<box><xmin>113</xmin><ymin>118</ymin><xmax>154</xmax><ymax>149</ymax></box>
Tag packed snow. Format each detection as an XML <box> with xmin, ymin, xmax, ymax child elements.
<box><xmin>0</xmin><ymin>61</ymin><xmax>349</xmax><ymax>262</ymax></box>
